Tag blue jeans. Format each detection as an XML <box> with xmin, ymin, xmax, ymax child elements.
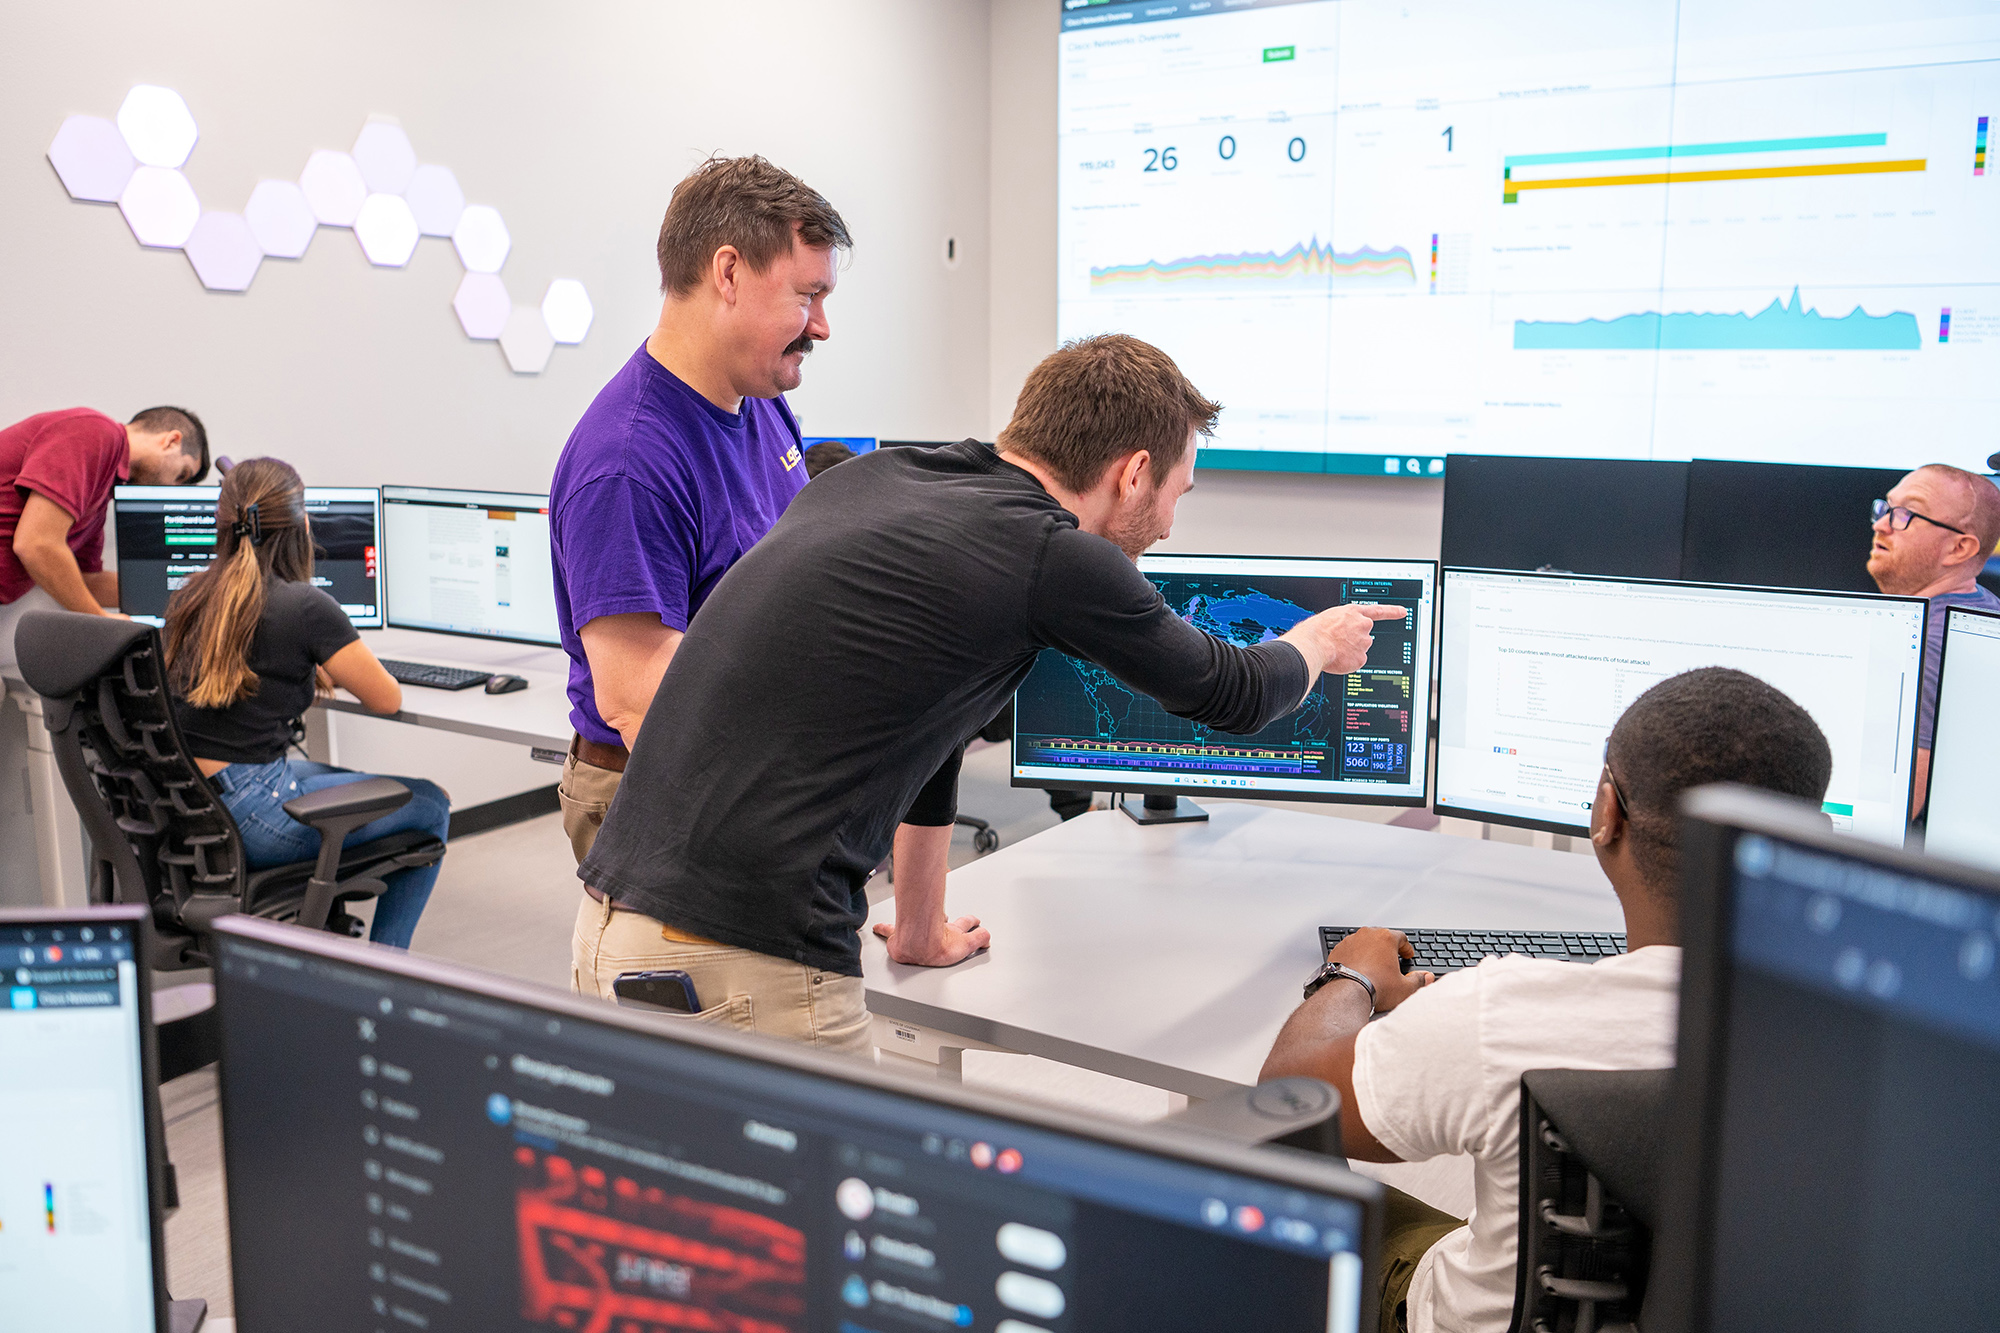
<box><xmin>214</xmin><ymin>758</ymin><xmax>450</xmax><ymax>948</ymax></box>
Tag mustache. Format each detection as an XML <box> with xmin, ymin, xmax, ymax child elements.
<box><xmin>784</xmin><ymin>332</ymin><xmax>816</xmax><ymax>357</ymax></box>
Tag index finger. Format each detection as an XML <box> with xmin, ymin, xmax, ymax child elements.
<box><xmin>1352</xmin><ymin>603</ymin><xmax>1410</xmax><ymax>621</ymax></box>
<box><xmin>1393</xmin><ymin>930</ymin><xmax>1415</xmax><ymax>959</ymax></box>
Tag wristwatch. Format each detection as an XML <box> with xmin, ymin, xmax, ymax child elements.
<box><xmin>1303</xmin><ymin>960</ymin><xmax>1377</xmax><ymax>1013</ymax></box>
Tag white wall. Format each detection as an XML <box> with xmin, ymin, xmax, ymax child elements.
<box><xmin>985</xmin><ymin>0</ymin><xmax>1445</xmax><ymax>562</ymax></box>
<box><xmin>2</xmin><ymin>0</ymin><xmax>998</xmax><ymax>811</ymax></box>
<box><xmin>0</xmin><ymin>0</ymin><xmax>995</xmax><ymax>484</ymax></box>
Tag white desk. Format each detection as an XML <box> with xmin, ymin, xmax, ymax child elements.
<box><xmin>318</xmin><ymin>627</ymin><xmax>575</xmax><ymax>754</ymax></box>
<box><xmin>862</xmin><ymin>802</ymin><xmax>1621</xmax><ymax>1100</ymax></box>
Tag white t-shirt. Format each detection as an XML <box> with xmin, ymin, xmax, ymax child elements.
<box><xmin>1351</xmin><ymin>946</ymin><xmax>1681</xmax><ymax>1333</ymax></box>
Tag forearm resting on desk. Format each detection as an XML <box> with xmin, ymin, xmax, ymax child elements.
<box><xmin>874</xmin><ymin>822</ymin><xmax>990</xmax><ymax>966</ymax></box>
<box><xmin>578</xmin><ymin>613</ymin><xmax>683</xmax><ymax>750</ymax></box>
<box><xmin>14</xmin><ymin>492</ymin><xmax>114</xmax><ymax>615</ymax></box>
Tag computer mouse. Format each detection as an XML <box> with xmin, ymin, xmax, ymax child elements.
<box><xmin>484</xmin><ymin>674</ymin><xmax>528</xmax><ymax>694</ymax></box>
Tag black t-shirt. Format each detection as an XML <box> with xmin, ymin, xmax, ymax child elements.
<box><xmin>580</xmin><ymin>440</ymin><xmax>1310</xmax><ymax>976</ymax></box>
<box><xmin>173</xmin><ymin>580</ymin><xmax>359</xmax><ymax>764</ymax></box>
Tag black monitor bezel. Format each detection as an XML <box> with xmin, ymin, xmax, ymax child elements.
<box><xmin>1431</xmin><ymin>567</ymin><xmax>1928</xmax><ymax>837</ymax></box>
<box><xmin>111</xmin><ymin>484</ymin><xmax>385</xmax><ymax>629</ymax></box>
<box><xmin>379</xmin><ymin>484</ymin><xmax>561</xmax><ymax>648</ymax></box>
<box><xmin>211</xmin><ymin>915</ymin><xmax>1383</xmax><ymax>1324</ymax></box>
<box><xmin>0</xmin><ymin>904</ymin><xmax>170</xmax><ymax>1332</ymax></box>
<box><xmin>1652</xmin><ymin>785</ymin><xmax>2000</xmax><ymax>1332</ymax></box>
<box><xmin>1922</xmin><ymin>604</ymin><xmax>2000</xmax><ymax>844</ymax></box>
<box><xmin>1009</xmin><ymin>553</ymin><xmax>1440</xmax><ymax>809</ymax></box>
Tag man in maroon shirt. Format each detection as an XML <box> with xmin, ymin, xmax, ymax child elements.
<box><xmin>0</xmin><ymin>405</ymin><xmax>208</xmax><ymax>670</ymax></box>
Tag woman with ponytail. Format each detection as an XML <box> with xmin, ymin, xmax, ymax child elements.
<box><xmin>165</xmin><ymin>459</ymin><xmax>450</xmax><ymax>948</ymax></box>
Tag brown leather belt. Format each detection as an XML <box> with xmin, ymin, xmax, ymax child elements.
<box><xmin>570</xmin><ymin>733</ymin><xmax>629</xmax><ymax>773</ymax></box>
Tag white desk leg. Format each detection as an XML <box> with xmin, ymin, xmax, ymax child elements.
<box><xmin>13</xmin><ymin>690</ymin><xmax>88</xmax><ymax>907</ymax></box>
<box><xmin>302</xmin><ymin>706</ymin><xmax>338</xmax><ymax>765</ymax></box>
<box><xmin>870</xmin><ymin>1014</ymin><xmax>1013</xmax><ymax>1081</ymax></box>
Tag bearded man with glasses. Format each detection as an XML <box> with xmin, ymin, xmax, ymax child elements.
<box><xmin>1866</xmin><ymin>463</ymin><xmax>2000</xmax><ymax>816</ymax></box>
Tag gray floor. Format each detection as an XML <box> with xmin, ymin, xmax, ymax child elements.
<box><xmin>159</xmin><ymin>740</ymin><xmax>1069</xmax><ymax>1316</ymax></box>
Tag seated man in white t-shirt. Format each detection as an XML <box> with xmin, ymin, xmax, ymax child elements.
<box><xmin>1260</xmin><ymin>667</ymin><xmax>1834</xmax><ymax>1333</ymax></box>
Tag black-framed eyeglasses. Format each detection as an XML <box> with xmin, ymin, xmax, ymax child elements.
<box><xmin>1601</xmin><ymin>741</ymin><xmax>1630</xmax><ymax>819</ymax></box>
<box><xmin>1872</xmin><ymin>498</ymin><xmax>1969</xmax><ymax>536</ymax></box>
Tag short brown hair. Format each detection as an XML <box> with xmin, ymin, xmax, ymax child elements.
<box><xmin>128</xmin><ymin>405</ymin><xmax>208</xmax><ymax>484</ymax></box>
<box><xmin>997</xmin><ymin>335</ymin><xmax>1221</xmax><ymax>492</ymax></box>
<box><xmin>1914</xmin><ymin>463</ymin><xmax>2000</xmax><ymax>555</ymax></box>
<box><xmin>656</xmin><ymin>155</ymin><xmax>852</xmax><ymax>296</ymax></box>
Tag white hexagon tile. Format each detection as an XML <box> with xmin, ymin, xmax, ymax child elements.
<box><xmin>47</xmin><ymin>87</ymin><xmax>592</xmax><ymax>373</ymax></box>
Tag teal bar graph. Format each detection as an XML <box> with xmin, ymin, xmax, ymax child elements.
<box><xmin>1504</xmin><ymin>133</ymin><xmax>1888</xmax><ymax>169</ymax></box>
<box><xmin>1514</xmin><ymin>288</ymin><xmax>1922</xmax><ymax>351</ymax></box>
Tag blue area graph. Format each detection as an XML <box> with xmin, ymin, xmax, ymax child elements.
<box><xmin>1513</xmin><ymin>287</ymin><xmax>1922</xmax><ymax>351</ymax></box>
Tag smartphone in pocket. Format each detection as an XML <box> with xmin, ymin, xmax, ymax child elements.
<box><xmin>612</xmin><ymin>969</ymin><xmax>702</xmax><ymax>1015</ymax></box>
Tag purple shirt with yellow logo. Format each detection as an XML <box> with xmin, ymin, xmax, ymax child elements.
<box><xmin>550</xmin><ymin>342</ymin><xmax>806</xmax><ymax>746</ymax></box>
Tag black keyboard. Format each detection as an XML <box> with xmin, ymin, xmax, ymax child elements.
<box><xmin>378</xmin><ymin>659</ymin><xmax>491</xmax><ymax>691</ymax></box>
<box><xmin>1318</xmin><ymin>926</ymin><xmax>1627</xmax><ymax>975</ymax></box>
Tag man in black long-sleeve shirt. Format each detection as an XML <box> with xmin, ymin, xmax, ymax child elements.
<box><xmin>574</xmin><ymin>335</ymin><xmax>1404</xmax><ymax>1052</ymax></box>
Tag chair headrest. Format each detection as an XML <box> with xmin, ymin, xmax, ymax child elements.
<box><xmin>14</xmin><ymin>611</ymin><xmax>159</xmax><ymax>699</ymax></box>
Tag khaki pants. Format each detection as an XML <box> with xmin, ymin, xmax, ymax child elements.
<box><xmin>1378</xmin><ymin>1185</ymin><xmax>1466</xmax><ymax>1333</ymax></box>
<box><xmin>571</xmin><ymin>893</ymin><xmax>873</xmax><ymax>1056</ymax></box>
<box><xmin>558</xmin><ymin>747</ymin><xmax>623</xmax><ymax>863</ymax></box>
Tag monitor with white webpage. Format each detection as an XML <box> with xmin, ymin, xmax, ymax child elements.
<box><xmin>211</xmin><ymin>916</ymin><xmax>1380</xmax><ymax>1332</ymax></box>
<box><xmin>113</xmin><ymin>484</ymin><xmax>382</xmax><ymax>627</ymax></box>
<box><xmin>1012</xmin><ymin>555</ymin><xmax>1437</xmax><ymax>805</ymax></box>
<box><xmin>0</xmin><ymin>905</ymin><xmax>168</xmax><ymax>1331</ymax></box>
<box><xmin>1434</xmin><ymin>569</ymin><xmax>1925</xmax><ymax>843</ymax></box>
<box><xmin>1922</xmin><ymin>606</ymin><xmax>2000</xmax><ymax>871</ymax></box>
<box><xmin>382</xmin><ymin>486</ymin><xmax>559</xmax><ymax>646</ymax></box>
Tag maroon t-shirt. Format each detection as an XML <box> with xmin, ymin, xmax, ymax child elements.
<box><xmin>0</xmin><ymin>408</ymin><xmax>129</xmax><ymax>603</ymax></box>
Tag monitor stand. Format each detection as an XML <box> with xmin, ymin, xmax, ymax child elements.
<box><xmin>169</xmin><ymin>1297</ymin><xmax>208</xmax><ymax>1333</ymax></box>
<box><xmin>1120</xmin><ymin>793</ymin><xmax>1209</xmax><ymax>825</ymax></box>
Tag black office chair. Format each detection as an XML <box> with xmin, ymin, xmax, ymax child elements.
<box><xmin>15</xmin><ymin>612</ymin><xmax>445</xmax><ymax>1008</ymax></box>
<box><xmin>1508</xmin><ymin>1067</ymin><xmax>1669</xmax><ymax>1333</ymax></box>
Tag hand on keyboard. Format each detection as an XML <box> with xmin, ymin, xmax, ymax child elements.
<box><xmin>1327</xmin><ymin>927</ymin><xmax>1435</xmax><ymax>1013</ymax></box>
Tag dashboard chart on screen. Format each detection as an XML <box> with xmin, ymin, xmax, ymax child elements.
<box><xmin>1014</xmin><ymin>555</ymin><xmax>1436</xmax><ymax>804</ymax></box>
<box><xmin>1057</xmin><ymin>0</ymin><xmax>2000</xmax><ymax>475</ymax></box>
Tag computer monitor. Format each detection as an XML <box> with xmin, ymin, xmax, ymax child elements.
<box><xmin>210</xmin><ymin>918</ymin><xmax>1380</xmax><ymax>1332</ymax></box>
<box><xmin>113</xmin><ymin>485</ymin><xmax>383</xmax><ymax>628</ymax></box>
<box><xmin>1654</xmin><ymin>787</ymin><xmax>2000</xmax><ymax>1332</ymax></box>
<box><xmin>1679</xmin><ymin>459</ymin><xmax>1907</xmax><ymax>595</ymax></box>
<box><xmin>1440</xmin><ymin>455</ymin><xmax>1688</xmax><ymax>580</ymax></box>
<box><xmin>0</xmin><ymin>905</ymin><xmax>170</xmax><ymax>1331</ymax></box>
<box><xmin>1922</xmin><ymin>606</ymin><xmax>2000</xmax><ymax>871</ymax></box>
<box><xmin>1011</xmin><ymin>555</ymin><xmax>1438</xmax><ymax>808</ymax></box>
<box><xmin>1434</xmin><ymin>569</ymin><xmax>1925</xmax><ymax>844</ymax></box>
<box><xmin>381</xmin><ymin>486</ymin><xmax>559</xmax><ymax>646</ymax></box>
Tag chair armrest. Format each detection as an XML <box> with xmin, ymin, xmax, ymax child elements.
<box><xmin>283</xmin><ymin>776</ymin><xmax>412</xmax><ymax>828</ymax></box>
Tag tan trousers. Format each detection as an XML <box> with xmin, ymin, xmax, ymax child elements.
<box><xmin>571</xmin><ymin>890</ymin><xmax>873</xmax><ymax>1056</ymax></box>
<box><xmin>557</xmin><ymin>747</ymin><xmax>623</xmax><ymax>864</ymax></box>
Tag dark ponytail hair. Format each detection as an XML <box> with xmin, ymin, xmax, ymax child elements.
<box><xmin>163</xmin><ymin>458</ymin><xmax>315</xmax><ymax>708</ymax></box>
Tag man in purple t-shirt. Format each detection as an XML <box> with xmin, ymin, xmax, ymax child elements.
<box><xmin>550</xmin><ymin>155</ymin><xmax>851</xmax><ymax>879</ymax></box>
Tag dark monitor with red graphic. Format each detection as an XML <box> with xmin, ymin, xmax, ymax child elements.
<box><xmin>211</xmin><ymin>918</ymin><xmax>1379</xmax><ymax>1332</ymax></box>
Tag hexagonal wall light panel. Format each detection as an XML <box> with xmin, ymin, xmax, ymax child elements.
<box><xmin>245</xmin><ymin>180</ymin><xmax>316</xmax><ymax>258</ymax></box>
<box><xmin>354</xmin><ymin>194</ymin><xmax>420</xmax><ymax>266</ymax></box>
<box><xmin>500</xmin><ymin>305</ymin><xmax>555</xmax><ymax>373</ymax></box>
<box><xmin>116</xmin><ymin>85</ymin><xmax>198</xmax><ymax>169</ymax></box>
<box><xmin>48</xmin><ymin>115</ymin><xmax>136</xmax><ymax>202</ymax></box>
<box><xmin>541</xmin><ymin>279</ymin><xmax>594</xmax><ymax>344</ymax></box>
<box><xmin>299</xmin><ymin>150</ymin><xmax>367</xmax><ymax>226</ymax></box>
<box><xmin>119</xmin><ymin>166</ymin><xmax>200</xmax><ymax>248</ymax></box>
<box><xmin>452</xmin><ymin>272</ymin><xmax>511</xmax><ymax>339</ymax></box>
<box><xmin>352</xmin><ymin>121</ymin><xmax>417</xmax><ymax>195</ymax></box>
<box><xmin>183</xmin><ymin>212</ymin><xmax>262</xmax><ymax>291</ymax></box>
<box><xmin>451</xmin><ymin>205</ymin><xmax>510</xmax><ymax>273</ymax></box>
<box><xmin>404</xmin><ymin>163</ymin><xmax>464</xmax><ymax>237</ymax></box>
<box><xmin>56</xmin><ymin>90</ymin><xmax>592</xmax><ymax>375</ymax></box>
